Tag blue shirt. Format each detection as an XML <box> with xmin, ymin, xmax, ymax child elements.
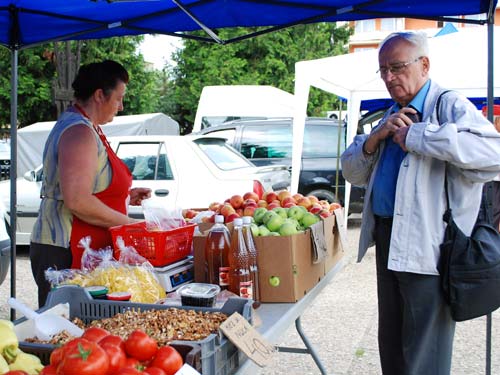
<box><xmin>372</xmin><ymin>80</ymin><xmax>431</xmax><ymax>217</ymax></box>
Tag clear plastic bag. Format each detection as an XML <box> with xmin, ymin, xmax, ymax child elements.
<box><xmin>115</xmin><ymin>236</ymin><xmax>149</xmax><ymax>266</ymax></box>
<box><xmin>141</xmin><ymin>198</ymin><xmax>186</xmax><ymax>230</ymax></box>
<box><xmin>79</xmin><ymin>236</ymin><xmax>114</xmax><ymax>271</ymax></box>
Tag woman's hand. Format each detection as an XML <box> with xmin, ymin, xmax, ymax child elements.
<box><xmin>130</xmin><ymin>187</ymin><xmax>152</xmax><ymax>206</ymax></box>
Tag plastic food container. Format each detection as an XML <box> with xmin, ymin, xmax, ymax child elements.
<box><xmin>85</xmin><ymin>286</ymin><xmax>108</xmax><ymax>300</ymax></box>
<box><xmin>177</xmin><ymin>283</ymin><xmax>220</xmax><ymax>307</ymax></box>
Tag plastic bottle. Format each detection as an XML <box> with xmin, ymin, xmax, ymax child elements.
<box><xmin>242</xmin><ymin>216</ymin><xmax>260</xmax><ymax>307</ymax></box>
<box><xmin>204</xmin><ymin>215</ymin><xmax>231</xmax><ymax>289</ymax></box>
<box><xmin>228</xmin><ymin>218</ymin><xmax>253</xmax><ymax>299</ymax></box>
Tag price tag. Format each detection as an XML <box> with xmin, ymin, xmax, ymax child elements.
<box><xmin>220</xmin><ymin>312</ymin><xmax>275</xmax><ymax>367</ymax></box>
<box><xmin>334</xmin><ymin>208</ymin><xmax>347</xmax><ymax>251</ymax></box>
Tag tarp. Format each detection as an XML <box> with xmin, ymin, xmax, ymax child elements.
<box><xmin>293</xmin><ymin>26</ymin><xmax>500</xmax><ymax>219</ymax></box>
<box><xmin>192</xmin><ymin>85</ymin><xmax>295</xmax><ymax>132</ymax></box>
<box><xmin>17</xmin><ymin>113</ymin><xmax>179</xmax><ymax>176</ymax></box>
<box><xmin>0</xmin><ymin>1</ymin><xmax>494</xmax><ymax>49</ymax></box>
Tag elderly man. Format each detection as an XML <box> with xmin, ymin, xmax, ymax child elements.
<box><xmin>341</xmin><ymin>31</ymin><xmax>500</xmax><ymax>375</ymax></box>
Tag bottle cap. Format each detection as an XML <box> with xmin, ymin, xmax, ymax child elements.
<box><xmin>233</xmin><ymin>218</ymin><xmax>243</xmax><ymax>226</ymax></box>
<box><xmin>242</xmin><ymin>216</ymin><xmax>252</xmax><ymax>224</ymax></box>
<box><xmin>215</xmin><ymin>215</ymin><xmax>224</xmax><ymax>223</ymax></box>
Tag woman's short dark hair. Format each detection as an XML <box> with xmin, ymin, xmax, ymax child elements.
<box><xmin>72</xmin><ymin>60</ymin><xmax>129</xmax><ymax>101</ymax></box>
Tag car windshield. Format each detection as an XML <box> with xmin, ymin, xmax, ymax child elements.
<box><xmin>194</xmin><ymin>138</ymin><xmax>253</xmax><ymax>170</ymax></box>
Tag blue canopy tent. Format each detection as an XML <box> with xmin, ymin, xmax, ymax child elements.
<box><xmin>0</xmin><ymin>2</ymin><xmax>497</xmax><ymax>348</ymax></box>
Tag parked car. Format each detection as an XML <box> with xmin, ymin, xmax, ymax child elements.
<box><xmin>197</xmin><ymin>117</ymin><xmax>366</xmax><ymax>212</ymax></box>
<box><xmin>0</xmin><ymin>200</ymin><xmax>11</xmax><ymax>285</ymax></box>
<box><xmin>0</xmin><ymin>135</ymin><xmax>290</xmax><ymax>245</ymax></box>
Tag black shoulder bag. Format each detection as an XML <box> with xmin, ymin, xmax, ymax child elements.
<box><xmin>437</xmin><ymin>90</ymin><xmax>500</xmax><ymax>321</ymax></box>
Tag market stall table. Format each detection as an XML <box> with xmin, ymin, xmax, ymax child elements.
<box><xmin>235</xmin><ymin>258</ymin><xmax>345</xmax><ymax>375</ymax></box>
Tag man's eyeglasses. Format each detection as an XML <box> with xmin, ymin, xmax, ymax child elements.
<box><xmin>377</xmin><ymin>57</ymin><xmax>423</xmax><ymax>76</ymax></box>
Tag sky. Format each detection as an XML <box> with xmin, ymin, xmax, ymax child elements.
<box><xmin>138</xmin><ymin>34</ymin><xmax>183</xmax><ymax>69</ymax></box>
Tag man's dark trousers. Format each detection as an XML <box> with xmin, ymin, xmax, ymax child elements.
<box><xmin>374</xmin><ymin>216</ymin><xmax>456</xmax><ymax>375</ymax></box>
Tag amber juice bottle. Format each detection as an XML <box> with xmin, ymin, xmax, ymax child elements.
<box><xmin>204</xmin><ymin>215</ymin><xmax>231</xmax><ymax>289</ymax></box>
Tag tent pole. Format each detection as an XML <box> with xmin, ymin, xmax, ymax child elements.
<box><xmin>9</xmin><ymin>48</ymin><xmax>18</xmax><ymax>321</ymax></box>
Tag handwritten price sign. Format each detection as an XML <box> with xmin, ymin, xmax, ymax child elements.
<box><xmin>220</xmin><ymin>312</ymin><xmax>275</xmax><ymax>367</ymax></box>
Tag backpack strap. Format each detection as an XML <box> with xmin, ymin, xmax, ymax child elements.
<box><xmin>436</xmin><ymin>89</ymin><xmax>453</xmax><ymax>124</ymax></box>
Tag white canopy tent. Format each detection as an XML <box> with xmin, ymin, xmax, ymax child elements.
<box><xmin>17</xmin><ymin>112</ymin><xmax>179</xmax><ymax>176</ymax></box>
<box><xmin>292</xmin><ymin>26</ymin><xmax>500</xmax><ymax>222</ymax></box>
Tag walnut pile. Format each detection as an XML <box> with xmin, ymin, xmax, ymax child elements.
<box><xmin>23</xmin><ymin>309</ymin><xmax>227</xmax><ymax>346</ymax></box>
<box><xmin>90</xmin><ymin>308</ymin><xmax>227</xmax><ymax>345</ymax></box>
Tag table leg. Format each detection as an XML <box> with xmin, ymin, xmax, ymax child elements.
<box><xmin>276</xmin><ymin>316</ymin><xmax>329</xmax><ymax>375</ymax></box>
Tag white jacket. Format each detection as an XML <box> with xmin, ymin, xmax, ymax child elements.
<box><xmin>341</xmin><ymin>81</ymin><xmax>500</xmax><ymax>275</ymax></box>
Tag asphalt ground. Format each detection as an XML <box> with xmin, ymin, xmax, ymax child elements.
<box><xmin>1</xmin><ymin>218</ymin><xmax>498</xmax><ymax>374</ymax></box>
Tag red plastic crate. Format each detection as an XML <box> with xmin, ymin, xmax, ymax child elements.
<box><xmin>110</xmin><ymin>221</ymin><xmax>196</xmax><ymax>266</ymax></box>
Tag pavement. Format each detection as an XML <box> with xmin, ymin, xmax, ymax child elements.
<box><xmin>1</xmin><ymin>217</ymin><xmax>499</xmax><ymax>374</ymax></box>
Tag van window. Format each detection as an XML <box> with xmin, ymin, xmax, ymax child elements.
<box><xmin>240</xmin><ymin>125</ymin><xmax>292</xmax><ymax>159</ymax></box>
<box><xmin>303</xmin><ymin>125</ymin><xmax>346</xmax><ymax>158</ymax></box>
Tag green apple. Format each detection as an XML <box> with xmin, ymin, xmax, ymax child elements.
<box><xmin>269</xmin><ymin>275</ymin><xmax>281</xmax><ymax>287</ymax></box>
<box><xmin>253</xmin><ymin>207</ymin><xmax>268</xmax><ymax>224</ymax></box>
<box><xmin>279</xmin><ymin>222</ymin><xmax>299</xmax><ymax>236</ymax></box>
<box><xmin>262</xmin><ymin>210</ymin><xmax>278</xmax><ymax>225</ymax></box>
<box><xmin>287</xmin><ymin>205</ymin><xmax>305</xmax><ymax>221</ymax></box>
<box><xmin>258</xmin><ymin>225</ymin><xmax>271</xmax><ymax>236</ymax></box>
<box><xmin>268</xmin><ymin>231</ymin><xmax>281</xmax><ymax>236</ymax></box>
<box><xmin>301</xmin><ymin>212</ymin><xmax>320</xmax><ymax>228</ymax></box>
<box><xmin>272</xmin><ymin>207</ymin><xmax>288</xmax><ymax>219</ymax></box>
<box><xmin>250</xmin><ymin>223</ymin><xmax>260</xmax><ymax>237</ymax></box>
<box><xmin>266</xmin><ymin>214</ymin><xmax>285</xmax><ymax>232</ymax></box>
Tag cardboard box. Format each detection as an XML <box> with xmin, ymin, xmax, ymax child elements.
<box><xmin>192</xmin><ymin>214</ymin><xmax>343</xmax><ymax>303</ymax></box>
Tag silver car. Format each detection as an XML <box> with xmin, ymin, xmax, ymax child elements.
<box><xmin>0</xmin><ymin>135</ymin><xmax>290</xmax><ymax>245</ymax></box>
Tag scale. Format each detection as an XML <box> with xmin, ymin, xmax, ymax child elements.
<box><xmin>154</xmin><ymin>256</ymin><xmax>194</xmax><ymax>292</ymax></box>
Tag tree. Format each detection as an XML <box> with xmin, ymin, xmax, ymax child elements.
<box><xmin>168</xmin><ymin>23</ymin><xmax>353</xmax><ymax>133</ymax></box>
<box><xmin>0</xmin><ymin>36</ymin><xmax>160</xmax><ymax>128</ymax></box>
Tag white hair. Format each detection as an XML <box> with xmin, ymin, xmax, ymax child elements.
<box><xmin>379</xmin><ymin>31</ymin><xmax>429</xmax><ymax>58</ymax></box>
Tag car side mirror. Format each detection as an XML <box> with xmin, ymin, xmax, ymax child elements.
<box><xmin>23</xmin><ymin>170</ymin><xmax>36</xmax><ymax>182</ymax></box>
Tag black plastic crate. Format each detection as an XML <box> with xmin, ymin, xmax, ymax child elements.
<box><xmin>16</xmin><ymin>286</ymin><xmax>251</xmax><ymax>374</ymax></box>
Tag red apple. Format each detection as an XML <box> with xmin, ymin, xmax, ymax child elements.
<box><xmin>297</xmin><ymin>197</ymin><xmax>312</xmax><ymax>210</ymax></box>
<box><xmin>292</xmin><ymin>193</ymin><xmax>304</xmax><ymax>202</ymax></box>
<box><xmin>257</xmin><ymin>200</ymin><xmax>268</xmax><ymax>208</ymax></box>
<box><xmin>243</xmin><ymin>199</ymin><xmax>258</xmax><ymax>208</ymax></box>
<box><xmin>281</xmin><ymin>197</ymin><xmax>295</xmax><ymax>207</ymax></box>
<box><xmin>319</xmin><ymin>209</ymin><xmax>331</xmax><ymax>218</ymax></box>
<box><xmin>307</xmin><ymin>195</ymin><xmax>319</xmax><ymax>205</ymax></box>
<box><xmin>284</xmin><ymin>201</ymin><xmax>296</xmax><ymax>208</ymax></box>
<box><xmin>267</xmin><ymin>202</ymin><xmax>280</xmax><ymax>210</ymax></box>
<box><xmin>184</xmin><ymin>209</ymin><xmax>199</xmax><ymax>219</ymax></box>
<box><xmin>329</xmin><ymin>202</ymin><xmax>342</xmax><ymax>212</ymax></box>
<box><xmin>236</xmin><ymin>208</ymin><xmax>244</xmax><ymax>217</ymax></box>
<box><xmin>243</xmin><ymin>191</ymin><xmax>259</xmax><ymax>202</ymax></box>
<box><xmin>226</xmin><ymin>213</ymin><xmax>240</xmax><ymax>223</ymax></box>
<box><xmin>209</xmin><ymin>201</ymin><xmax>222</xmax><ymax>213</ymax></box>
<box><xmin>220</xmin><ymin>203</ymin><xmax>236</xmax><ymax>218</ymax></box>
<box><xmin>230</xmin><ymin>194</ymin><xmax>244</xmax><ymax>209</ymax></box>
<box><xmin>278</xmin><ymin>190</ymin><xmax>292</xmax><ymax>203</ymax></box>
<box><xmin>319</xmin><ymin>200</ymin><xmax>330</xmax><ymax>210</ymax></box>
<box><xmin>264</xmin><ymin>191</ymin><xmax>279</xmax><ymax>204</ymax></box>
<box><xmin>243</xmin><ymin>206</ymin><xmax>257</xmax><ymax>217</ymax></box>
<box><xmin>309</xmin><ymin>203</ymin><xmax>322</xmax><ymax>215</ymax></box>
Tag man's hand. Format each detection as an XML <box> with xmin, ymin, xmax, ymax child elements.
<box><xmin>129</xmin><ymin>187</ymin><xmax>152</xmax><ymax>206</ymax></box>
<box><xmin>364</xmin><ymin>107</ymin><xmax>418</xmax><ymax>154</ymax></box>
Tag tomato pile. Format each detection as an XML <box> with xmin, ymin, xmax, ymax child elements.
<box><xmin>39</xmin><ymin>327</ymin><xmax>184</xmax><ymax>375</ymax></box>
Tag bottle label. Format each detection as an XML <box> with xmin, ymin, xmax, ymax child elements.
<box><xmin>239</xmin><ymin>280</ymin><xmax>253</xmax><ymax>299</ymax></box>
<box><xmin>219</xmin><ymin>267</ymin><xmax>230</xmax><ymax>286</ymax></box>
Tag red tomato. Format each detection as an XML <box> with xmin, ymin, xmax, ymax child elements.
<box><xmin>144</xmin><ymin>367</ymin><xmax>166</xmax><ymax>375</ymax></box>
<box><xmin>56</xmin><ymin>339</ymin><xmax>109</xmax><ymax>375</ymax></box>
<box><xmin>100</xmin><ymin>342</ymin><xmax>127</xmax><ymax>375</ymax></box>
<box><xmin>82</xmin><ymin>327</ymin><xmax>110</xmax><ymax>342</ymax></box>
<box><xmin>50</xmin><ymin>338</ymin><xmax>87</xmax><ymax>367</ymax></box>
<box><xmin>40</xmin><ymin>365</ymin><xmax>58</xmax><ymax>375</ymax></box>
<box><xmin>122</xmin><ymin>357</ymin><xmax>141</xmax><ymax>369</ymax></box>
<box><xmin>98</xmin><ymin>334</ymin><xmax>125</xmax><ymax>350</ymax></box>
<box><xmin>124</xmin><ymin>330</ymin><xmax>158</xmax><ymax>361</ymax></box>
<box><xmin>149</xmin><ymin>346</ymin><xmax>183</xmax><ymax>375</ymax></box>
<box><xmin>116</xmin><ymin>368</ymin><xmax>143</xmax><ymax>375</ymax></box>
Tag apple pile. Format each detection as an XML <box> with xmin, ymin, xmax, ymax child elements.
<box><xmin>196</xmin><ymin>190</ymin><xmax>342</xmax><ymax>236</ymax></box>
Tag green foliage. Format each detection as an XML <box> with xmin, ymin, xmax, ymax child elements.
<box><xmin>0</xmin><ymin>36</ymin><xmax>160</xmax><ymax>128</ymax></box>
<box><xmin>169</xmin><ymin>23</ymin><xmax>353</xmax><ymax>133</ymax></box>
